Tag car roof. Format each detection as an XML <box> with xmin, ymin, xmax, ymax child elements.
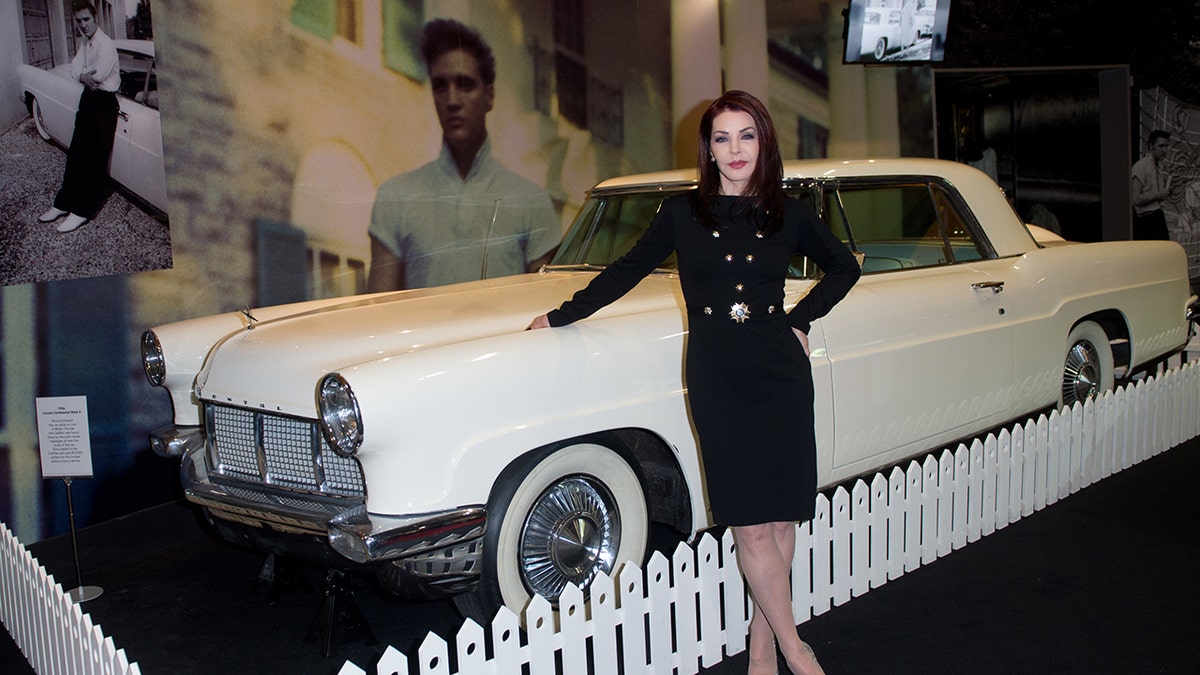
<box><xmin>591</xmin><ymin>157</ymin><xmax>991</xmax><ymax>191</ymax></box>
<box><xmin>588</xmin><ymin>157</ymin><xmax>1036</xmax><ymax>257</ymax></box>
<box><xmin>113</xmin><ymin>39</ymin><xmax>154</xmax><ymax>58</ymax></box>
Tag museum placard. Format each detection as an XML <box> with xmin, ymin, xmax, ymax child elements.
<box><xmin>36</xmin><ymin>396</ymin><xmax>94</xmax><ymax>479</ymax></box>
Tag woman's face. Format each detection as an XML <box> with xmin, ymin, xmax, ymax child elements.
<box><xmin>709</xmin><ymin>110</ymin><xmax>759</xmax><ymax>196</ymax></box>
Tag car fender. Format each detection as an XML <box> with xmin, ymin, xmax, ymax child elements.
<box><xmin>17</xmin><ymin>63</ymin><xmax>80</xmax><ymax>145</ymax></box>
<box><xmin>343</xmin><ymin>307</ymin><xmax>706</xmax><ymax>526</ymax></box>
<box><xmin>999</xmin><ymin>240</ymin><xmax>1190</xmax><ymax>397</ymax></box>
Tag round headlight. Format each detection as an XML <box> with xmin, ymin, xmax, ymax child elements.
<box><xmin>141</xmin><ymin>330</ymin><xmax>166</xmax><ymax>386</ymax></box>
<box><xmin>317</xmin><ymin>373</ymin><xmax>363</xmax><ymax>457</ymax></box>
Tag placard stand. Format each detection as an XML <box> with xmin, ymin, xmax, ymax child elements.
<box><xmin>62</xmin><ymin>477</ymin><xmax>103</xmax><ymax>602</ymax></box>
<box><xmin>36</xmin><ymin>395</ymin><xmax>102</xmax><ymax>604</ymax></box>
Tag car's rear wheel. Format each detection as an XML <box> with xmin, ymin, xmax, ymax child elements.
<box><xmin>30</xmin><ymin>96</ymin><xmax>51</xmax><ymax>141</ymax></box>
<box><xmin>454</xmin><ymin>442</ymin><xmax>648</xmax><ymax>623</ymax></box>
<box><xmin>1060</xmin><ymin>320</ymin><xmax>1114</xmax><ymax>408</ymax></box>
<box><xmin>874</xmin><ymin>37</ymin><xmax>888</xmax><ymax>61</ymax></box>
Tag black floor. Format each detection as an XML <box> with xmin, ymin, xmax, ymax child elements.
<box><xmin>4</xmin><ymin>439</ymin><xmax>1199</xmax><ymax>674</ymax></box>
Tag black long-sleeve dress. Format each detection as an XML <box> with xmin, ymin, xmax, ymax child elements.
<box><xmin>548</xmin><ymin>194</ymin><xmax>861</xmax><ymax>525</ymax></box>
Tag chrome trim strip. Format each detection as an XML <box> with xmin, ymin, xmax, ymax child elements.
<box><xmin>328</xmin><ymin>505</ymin><xmax>487</xmax><ymax>564</ymax></box>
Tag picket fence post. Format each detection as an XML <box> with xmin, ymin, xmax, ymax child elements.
<box><xmin>490</xmin><ymin>608</ymin><xmax>521</xmax><ymax>675</ymax></box>
<box><xmin>936</xmin><ymin>449</ymin><xmax>956</xmax><ymax>557</ymax></box>
<box><xmin>868</xmin><ymin>472</ymin><xmax>890</xmax><ymax>588</ymax></box>
<box><xmin>590</xmin><ymin>570</ymin><xmax>619</xmax><ymax>675</ymax></box>
<box><xmin>694</xmin><ymin>534</ymin><xmax>724</xmax><ymax>669</ymax></box>
<box><xmin>618</xmin><ymin>558</ymin><xmax>649</xmax><ymax>674</ymax></box>
<box><xmin>831</xmin><ymin>487</ymin><xmax>853</xmax><ymax>606</ymax></box>
<box><xmin>849</xmin><ymin>481</ymin><xmax>872</xmax><ymax>597</ymax></box>
<box><xmin>672</xmin><ymin>543</ymin><xmax>701</xmax><ymax>674</ymax></box>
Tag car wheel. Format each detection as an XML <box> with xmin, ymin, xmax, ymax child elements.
<box><xmin>454</xmin><ymin>442</ymin><xmax>648</xmax><ymax>623</ymax></box>
<box><xmin>1060</xmin><ymin>320</ymin><xmax>1114</xmax><ymax>408</ymax></box>
<box><xmin>31</xmin><ymin>97</ymin><xmax>51</xmax><ymax>141</ymax></box>
<box><xmin>874</xmin><ymin>38</ymin><xmax>888</xmax><ymax>61</ymax></box>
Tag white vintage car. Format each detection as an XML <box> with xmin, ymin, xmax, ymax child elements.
<box><xmin>17</xmin><ymin>39</ymin><xmax>167</xmax><ymax>213</ymax></box>
<box><xmin>141</xmin><ymin>159</ymin><xmax>1197</xmax><ymax>620</ymax></box>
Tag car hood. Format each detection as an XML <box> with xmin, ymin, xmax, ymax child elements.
<box><xmin>193</xmin><ymin>271</ymin><xmax>680</xmax><ymax>417</ymax></box>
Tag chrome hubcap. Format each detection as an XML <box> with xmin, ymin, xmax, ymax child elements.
<box><xmin>1063</xmin><ymin>340</ymin><xmax>1100</xmax><ymax>406</ymax></box>
<box><xmin>519</xmin><ymin>476</ymin><xmax>620</xmax><ymax>601</ymax></box>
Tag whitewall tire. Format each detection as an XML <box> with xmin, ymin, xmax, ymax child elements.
<box><xmin>31</xmin><ymin>97</ymin><xmax>51</xmax><ymax>141</ymax></box>
<box><xmin>1060</xmin><ymin>320</ymin><xmax>1114</xmax><ymax>408</ymax></box>
<box><xmin>455</xmin><ymin>442</ymin><xmax>648</xmax><ymax>622</ymax></box>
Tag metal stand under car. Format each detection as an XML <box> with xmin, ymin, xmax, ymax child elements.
<box><xmin>63</xmin><ymin>477</ymin><xmax>103</xmax><ymax>603</ymax></box>
<box><xmin>254</xmin><ymin>553</ymin><xmax>311</xmax><ymax>603</ymax></box>
<box><xmin>304</xmin><ymin>568</ymin><xmax>377</xmax><ymax>657</ymax></box>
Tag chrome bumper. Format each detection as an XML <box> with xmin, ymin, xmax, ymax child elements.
<box><xmin>160</xmin><ymin>425</ymin><xmax>487</xmax><ymax>595</ymax></box>
<box><xmin>149</xmin><ymin>423</ymin><xmax>205</xmax><ymax>458</ymax></box>
<box><xmin>327</xmin><ymin>505</ymin><xmax>487</xmax><ymax>564</ymax></box>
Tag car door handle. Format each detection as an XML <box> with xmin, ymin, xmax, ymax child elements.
<box><xmin>972</xmin><ymin>280</ymin><xmax>1005</xmax><ymax>294</ymax></box>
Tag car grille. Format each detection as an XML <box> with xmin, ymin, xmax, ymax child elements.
<box><xmin>206</xmin><ymin>404</ymin><xmax>365</xmax><ymax>498</ymax></box>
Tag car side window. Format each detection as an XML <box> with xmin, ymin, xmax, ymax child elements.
<box><xmin>118</xmin><ymin>52</ymin><xmax>158</xmax><ymax>110</ymax></box>
<box><xmin>932</xmin><ymin>184</ymin><xmax>984</xmax><ymax>262</ymax></box>
<box><xmin>835</xmin><ymin>182</ymin><xmax>986</xmax><ymax>273</ymax></box>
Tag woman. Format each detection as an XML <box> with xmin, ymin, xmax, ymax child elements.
<box><xmin>529</xmin><ymin>90</ymin><xmax>860</xmax><ymax>675</ymax></box>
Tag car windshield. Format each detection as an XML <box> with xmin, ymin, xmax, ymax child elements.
<box><xmin>550</xmin><ymin>183</ymin><xmax>825</xmax><ymax>278</ymax></box>
<box><xmin>551</xmin><ymin>176</ymin><xmax>994</xmax><ymax>278</ymax></box>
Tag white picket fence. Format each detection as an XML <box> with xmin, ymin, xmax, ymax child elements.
<box><xmin>1</xmin><ymin>361</ymin><xmax>1197</xmax><ymax>675</ymax></box>
<box><xmin>340</xmin><ymin>361</ymin><xmax>1200</xmax><ymax>675</ymax></box>
<box><xmin>0</xmin><ymin>522</ymin><xmax>140</xmax><ymax>674</ymax></box>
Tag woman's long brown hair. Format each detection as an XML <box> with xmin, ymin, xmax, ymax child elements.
<box><xmin>691</xmin><ymin>90</ymin><xmax>785</xmax><ymax>235</ymax></box>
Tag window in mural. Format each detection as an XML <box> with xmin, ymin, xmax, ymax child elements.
<box><xmin>290</xmin><ymin>0</ymin><xmax>423</xmax><ymax>80</ymax></box>
<box><xmin>382</xmin><ymin>0</ymin><xmax>424</xmax><ymax>81</ymax></box>
<box><xmin>291</xmin><ymin>0</ymin><xmax>335</xmax><ymax>40</ymax></box>
<box><xmin>532</xmin><ymin>42</ymin><xmax>553</xmax><ymax>116</ymax></box>
<box><xmin>336</xmin><ymin>0</ymin><xmax>359</xmax><ymax>43</ymax></box>
<box><xmin>307</xmin><ymin>247</ymin><xmax>366</xmax><ymax>299</ymax></box>
<box><xmin>797</xmin><ymin>116</ymin><xmax>829</xmax><ymax>159</ymax></box>
<box><xmin>589</xmin><ymin>76</ymin><xmax>623</xmax><ymax>146</ymax></box>
<box><xmin>553</xmin><ymin>0</ymin><xmax>587</xmax><ymax>128</ymax></box>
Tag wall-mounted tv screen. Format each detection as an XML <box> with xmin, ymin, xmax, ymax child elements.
<box><xmin>843</xmin><ymin>0</ymin><xmax>951</xmax><ymax>64</ymax></box>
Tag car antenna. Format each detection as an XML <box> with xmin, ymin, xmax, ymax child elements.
<box><xmin>480</xmin><ymin>198</ymin><xmax>501</xmax><ymax>280</ymax></box>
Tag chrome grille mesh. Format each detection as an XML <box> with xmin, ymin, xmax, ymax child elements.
<box><xmin>207</xmin><ymin>404</ymin><xmax>365</xmax><ymax>497</ymax></box>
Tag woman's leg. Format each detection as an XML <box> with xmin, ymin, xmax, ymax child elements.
<box><xmin>735</xmin><ymin>522</ymin><xmax>823</xmax><ymax>675</ymax></box>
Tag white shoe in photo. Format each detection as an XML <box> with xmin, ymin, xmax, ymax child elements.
<box><xmin>39</xmin><ymin>207</ymin><xmax>67</xmax><ymax>223</ymax></box>
<box><xmin>56</xmin><ymin>213</ymin><xmax>88</xmax><ymax>232</ymax></box>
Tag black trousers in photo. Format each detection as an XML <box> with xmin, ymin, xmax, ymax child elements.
<box><xmin>53</xmin><ymin>88</ymin><xmax>119</xmax><ymax>219</ymax></box>
<box><xmin>1132</xmin><ymin>208</ymin><xmax>1169</xmax><ymax>241</ymax></box>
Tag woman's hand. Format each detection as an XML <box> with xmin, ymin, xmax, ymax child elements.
<box><xmin>792</xmin><ymin>327</ymin><xmax>810</xmax><ymax>356</ymax></box>
<box><xmin>527</xmin><ymin>314</ymin><xmax>551</xmax><ymax>330</ymax></box>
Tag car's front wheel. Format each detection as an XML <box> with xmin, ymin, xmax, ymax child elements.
<box><xmin>873</xmin><ymin>37</ymin><xmax>889</xmax><ymax>61</ymax></box>
<box><xmin>30</xmin><ymin>96</ymin><xmax>51</xmax><ymax>141</ymax></box>
<box><xmin>454</xmin><ymin>441</ymin><xmax>649</xmax><ymax>623</ymax></box>
<box><xmin>1060</xmin><ymin>320</ymin><xmax>1114</xmax><ymax>408</ymax></box>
